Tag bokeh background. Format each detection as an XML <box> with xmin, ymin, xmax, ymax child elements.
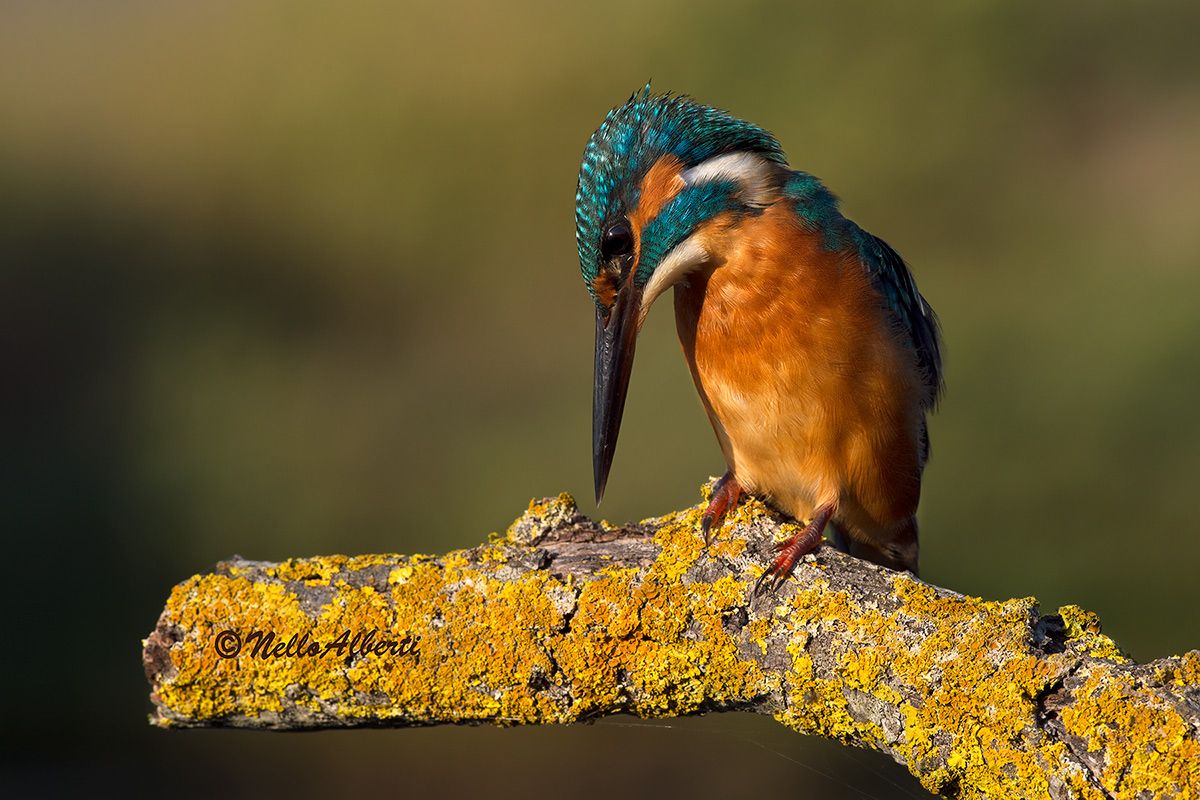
<box><xmin>4</xmin><ymin>1</ymin><xmax>1199</xmax><ymax>797</ymax></box>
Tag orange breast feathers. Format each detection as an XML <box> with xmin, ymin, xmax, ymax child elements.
<box><xmin>672</xmin><ymin>206</ymin><xmax>927</xmax><ymax>544</ymax></box>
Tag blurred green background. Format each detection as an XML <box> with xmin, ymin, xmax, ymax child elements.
<box><xmin>3</xmin><ymin>1</ymin><xmax>1199</xmax><ymax>797</ymax></box>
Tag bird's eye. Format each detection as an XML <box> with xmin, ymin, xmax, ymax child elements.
<box><xmin>601</xmin><ymin>222</ymin><xmax>633</xmax><ymax>259</ymax></box>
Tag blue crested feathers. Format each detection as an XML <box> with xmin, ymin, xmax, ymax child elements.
<box><xmin>576</xmin><ymin>85</ymin><xmax>785</xmax><ymax>300</ymax></box>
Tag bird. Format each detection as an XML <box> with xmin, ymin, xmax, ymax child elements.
<box><xmin>574</xmin><ymin>86</ymin><xmax>943</xmax><ymax>591</ymax></box>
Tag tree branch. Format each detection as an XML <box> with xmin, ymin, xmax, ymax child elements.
<box><xmin>143</xmin><ymin>492</ymin><xmax>1200</xmax><ymax>799</ymax></box>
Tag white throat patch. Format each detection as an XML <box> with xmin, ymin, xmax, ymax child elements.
<box><xmin>637</xmin><ymin>235</ymin><xmax>709</xmax><ymax>323</ymax></box>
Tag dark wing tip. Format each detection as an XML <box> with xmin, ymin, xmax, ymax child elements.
<box><xmin>862</xmin><ymin>233</ymin><xmax>944</xmax><ymax>403</ymax></box>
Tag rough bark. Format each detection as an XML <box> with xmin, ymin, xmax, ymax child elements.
<box><xmin>144</xmin><ymin>492</ymin><xmax>1199</xmax><ymax>799</ymax></box>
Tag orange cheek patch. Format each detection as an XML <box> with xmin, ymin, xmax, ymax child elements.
<box><xmin>628</xmin><ymin>155</ymin><xmax>687</xmax><ymax>262</ymax></box>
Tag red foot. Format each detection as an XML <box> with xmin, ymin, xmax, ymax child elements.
<box><xmin>701</xmin><ymin>473</ymin><xmax>742</xmax><ymax>546</ymax></box>
<box><xmin>754</xmin><ymin>502</ymin><xmax>835</xmax><ymax>595</ymax></box>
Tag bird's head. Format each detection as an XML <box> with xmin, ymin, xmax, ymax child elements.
<box><xmin>576</xmin><ymin>86</ymin><xmax>788</xmax><ymax>503</ymax></box>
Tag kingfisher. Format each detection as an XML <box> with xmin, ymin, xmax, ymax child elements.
<box><xmin>575</xmin><ymin>86</ymin><xmax>943</xmax><ymax>591</ymax></box>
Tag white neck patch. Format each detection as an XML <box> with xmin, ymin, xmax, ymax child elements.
<box><xmin>680</xmin><ymin>151</ymin><xmax>777</xmax><ymax>209</ymax></box>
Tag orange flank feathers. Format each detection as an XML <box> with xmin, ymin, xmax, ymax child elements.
<box><xmin>674</xmin><ymin>205</ymin><xmax>925</xmax><ymax>572</ymax></box>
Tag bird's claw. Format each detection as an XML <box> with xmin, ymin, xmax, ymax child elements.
<box><xmin>752</xmin><ymin>565</ymin><xmax>787</xmax><ymax>595</ymax></box>
<box><xmin>753</xmin><ymin>533</ymin><xmax>818</xmax><ymax>595</ymax></box>
<box><xmin>751</xmin><ymin>503</ymin><xmax>835</xmax><ymax>595</ymax></box>
<box><xmin>701</xmin><ymin>473</ymin><xmax>743</xmax><ymax>547</ymax></box>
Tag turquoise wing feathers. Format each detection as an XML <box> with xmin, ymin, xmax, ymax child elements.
<box><xmin>854</xmin><ymin>225</ymin><xmax>944</xmax><ymax>405</ymax></box>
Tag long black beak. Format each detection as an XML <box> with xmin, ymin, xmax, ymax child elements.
<box><xmin>592</xmin><ymin>284</ymin><xmax>640</xmax><ymax>505</ymax></box>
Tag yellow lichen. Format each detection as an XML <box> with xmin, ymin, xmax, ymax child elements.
<box><xmin>150</xmin><ymin>490</ymin><xmax>1200</xmax><ymax>799</ymax></box>
<box><xmin>1059</xmin><ymin>604</ymin><xmax>1129</xmax><ymax>662</ymax></box>
<box><xmin>766</xmin><ymin>575</ymin><xmax>1103</xmax><ymax>796</ymax></box>
<box><xmin>154</xmin><ymin>494</ymin><xmax>775</xmax><ymax>729</ymax></box>
<box><xmin>1060</xmin><ymin>665</ymin><xmax>1199</xmax><ymax>797</ymax></box>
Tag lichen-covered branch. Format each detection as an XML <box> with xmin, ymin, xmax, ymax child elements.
<box><xmin>144</xmin><ymin>492</ymin><xmax>1200</xmax><ymax>799</ymax></box>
